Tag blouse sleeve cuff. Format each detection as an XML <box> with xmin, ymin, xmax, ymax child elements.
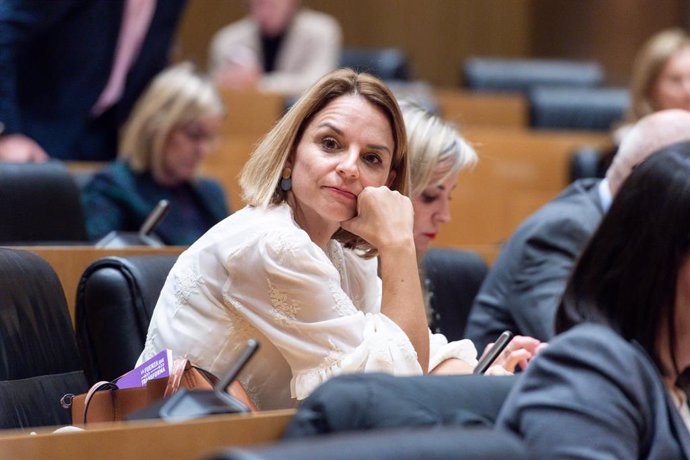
<box><xmin>428</xmin><ymin>333</ymin><xmax>478</xmax><ymax>372</ymax></box>
<box><xmin>290</xmin><ymin>313</ymin><xmax>423</xmax><ymax>400</ymax></box>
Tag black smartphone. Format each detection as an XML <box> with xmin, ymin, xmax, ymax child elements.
<box><xmin>473</xmin><ymin>330</ymin><xmax>514</xmax><ymax>375</ymax></box>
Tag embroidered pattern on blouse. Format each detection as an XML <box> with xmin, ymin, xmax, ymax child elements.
<box><xmin>173</xmin><ymin>267</ymin><xmax>204</xmax><ymax>308</ymax></box>
<box><xmin>325</xmin><ymin>242</ymin><xmax>346</xmax><ymax>280</ymax></box>
<box><xmin>327</xmin><ymin>278</ymin><xmax>357</xmax><ymax>316</ymax></box>
<box><xmin>324</xmin><ymin>242</ymin><xmax>358</xmax><ymax>316</ymax></box>
<box><xmin>269</xmin><ymin>230</ymin><xmax>300</xmax><ymax>262</ymax></box>
<box><xmin>319</xmin><ymin>338</ymin><xmax>346</xmax><ymax>372</ymax></box>
<box><xmin>221</xmin><ymin>292</ymin><xmax>255</xmax><ymax>339</ymax></box>
<box><xmin>267</xmin><ymin>279</ymin><xmax>300</xmax><ymax>328</ymax></box>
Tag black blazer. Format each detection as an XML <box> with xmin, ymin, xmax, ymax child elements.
<box><xmin>497</xmin><ymin>323</ymin><xmax>690</xmax><ymax>458</ymax></box>
<box><xmin>0</xmin><ymin>0</ymin><xmax>186</xmax><ymax>160</ymax></box>
<box><xmin>466</xmin><ymin>179</ymin><xmax>604</xmax><ymax>349</ymax></box>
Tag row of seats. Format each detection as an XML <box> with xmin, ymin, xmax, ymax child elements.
<box><xmin>354</xmin><ymin>49</ymin><xmax>628</xmax><ymax>132</ymax></box>
<box><xmin>0</xmin><ymin>245</ymin><xmax>488</xmax><ymax>429</ymax></box>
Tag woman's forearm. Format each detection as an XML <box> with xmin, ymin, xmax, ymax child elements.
<box><xmin>379</xmin><ymin>240</ymin><xmax>429</xmax><ymax>372</ymax></box>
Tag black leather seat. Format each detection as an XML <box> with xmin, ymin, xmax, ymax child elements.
<box><xmin>210</xmin><ymin>425</ymin><xmax>529</xmax><ymax>460</ymax></box>
<box><xmin>463</xmin><ymin>57</ymin><xmax>603</xmax><ymax>92</ymax></box>
<box><xmin>264</xmin><ymin>372</ymin><xmax>527</xmax><ymax>459</ymax></box>
<box><xmin>285</xmin><ymin>373</ymin><xmax>517</xmax><ymax>437</ymax></box>
<box><xmin>568</xmin><ymin>144</ymin><xmax>618</xmax><ymax>182</ymax></box>
<box><xmin>75</xmin><ymin>255</ymin><xmax>178</xmax><ymax>383</ymax></box>
<box><xmin>0</xmin><ymin>248</ymin><xmax>88</xmax><ymax>429</ymax></box>
<box><xmin>529</xmin><ymin>86</ymin><xmax>629</xmax><ymax>131</ymax></box>
<box><xmin>340</xmin><ymin>47</ymin><xmax>410</xmax><ymax>81</ymax></box>
<box><xmin>0</xmin><ymin>161</ymin><xmax>88</xmax><ymax>244</ymax></box>
<box><xmin>423</xmin><ymin>248</ymin><xmax>489</xmax><ymax>341</ymax></box>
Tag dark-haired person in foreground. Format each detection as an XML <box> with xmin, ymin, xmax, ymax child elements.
<box><xmin>466</xmin><ymin>109</ymin><xmax>690</xmax><ymax>351</ymax></box>
<box><xmin>497</xmin><ymin>142</ymin><xmax>690</xmax><ymax>458</ymax></box>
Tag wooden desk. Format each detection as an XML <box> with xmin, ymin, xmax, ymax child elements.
<box><xmin>435</xmin><ymin>88</ymin><xmax>528</xmax><ymax>128</ymax></box>
<box><xmin>10</xmin><ymin>246</ymin><xmax>186</xmax><ymax>324</ymax></box>
<box><xmin>0</xmin><ymin>409</ymin><xmax>294</xmax><ymax>460</ymax></box>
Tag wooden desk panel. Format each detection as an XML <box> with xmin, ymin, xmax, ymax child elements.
<box><xmin>221</xmin><ymin>89</ymin><xmax>284</xmax><ymax>139</ymax></box>
<box><xmin>0</xmin><ymin>409</ymin><xmax>294</xmax><ymax>460</ymax></box>
<box><xmin>199</xmin><ymin>137</ymin><xmax>257</xmax><ymax>211</ymax></box>
<box><xmin>10</xmin><ymin>246</ymin><xmax>186</xmax><ymax>324</ymax></box>
<box><xmin>435</xmin><ymin>88</ymin><xmax>528</xmax><ymax>128</ymax></box>
<box><xmin>435</xmin><ymin>127</ymin><xmax>611</xmax><ymax>247</ymax></box>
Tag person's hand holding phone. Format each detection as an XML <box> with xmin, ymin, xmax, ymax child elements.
<box><xmin>477</xmin><ymin>332</ymin><xmax>543</xmax><ymax>374</ymax></box>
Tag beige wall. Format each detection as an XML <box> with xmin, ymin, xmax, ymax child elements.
<box><xmin>176</xmin><ymin>0</ymin><xmax>686</xmax><ymax>88</ymax></box>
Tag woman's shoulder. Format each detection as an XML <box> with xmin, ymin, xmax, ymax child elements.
<box><xmin>539</xmin><ymin>323</ymin><xmax>660</xmax><ymax>384</ymax></box>
<box><xmin>549</xmin><ymin>323</ymin><xmax>636</xmax><ymax>359</ymax></box>
<box><xmin>83</xmin><ymin>161</ymin><xmax>137</xmax><ymax>193</ymax></box>
<box><xmin>202</xmin><ymin>204</ymin><xmax>314</xmax><ymax>251</ymax></box>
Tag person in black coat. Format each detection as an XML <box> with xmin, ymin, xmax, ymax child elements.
<box><xmin>0</xmin><ymin>0</ymin><xmax>186</xmax><ymax>162</ymax></box>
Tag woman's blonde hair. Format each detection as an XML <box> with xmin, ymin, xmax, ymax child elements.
<box><xmin>240</xmin><ymin>68</ymin><xmax>408</xmax><ymax>256</ymax></box>
<box><xmin>119</xmin><ymin>62</ymin><xmax>224</xmax><ymax>176</ymax></box>
<box><xmin>628</xmin><ymin>28</ymin><xmax>690</xmax><ymax>122</ymax></box>
<box><xmin>400</xmin><ymin>101</ymin><xmax>477</xmax><ymax>197</ymax></box>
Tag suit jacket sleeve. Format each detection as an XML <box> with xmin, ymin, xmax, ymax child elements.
<box><xmin>0</xmin><ymin>0</ymin><xmax>78</xmax><ymax>133</ymax></box>
<box><xmin>497</xmin><ymin>324</ymin><xmax>667</xmax><ymax>459</ymax></box>
<box><xmin>504</xmin><ymin>215</ymin><xmax>593</xmax><ymax>340</ymax></box>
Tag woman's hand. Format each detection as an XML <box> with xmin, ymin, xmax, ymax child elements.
<box><xmin>482</xmin><ymin>335</ymin><xmax>544</xmax><ymax>373</ymax></box>
<box><xmin>340</xmin><ymin>185</ymin><xmax>414</xmax><ymax>251</ymax></box>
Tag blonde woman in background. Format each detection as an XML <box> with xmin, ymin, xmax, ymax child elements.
<box><xmin>611</xmin><ymin>28</ymin><xmax>690</xmax><ymax>146</ymax></box>
<box><xmin>401</xmin><ymin>101</ymin><xmax>542</xmax><ymax>374</ymax></box>
<box><xmin>82</xmin><ymin>63</ymin><xmax>229</xmax><ymax>245</ymax></box>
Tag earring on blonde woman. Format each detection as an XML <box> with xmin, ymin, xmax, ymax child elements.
<box><xmin>280</xmin><ymin>167</ymin><xmax>292</xmax><ymax>191</ymax></box>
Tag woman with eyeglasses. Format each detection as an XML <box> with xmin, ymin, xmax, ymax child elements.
<box><xmin>82</xmin><ymin>63</ymin><xmax>229</xmax><ymax>245</ymax></box>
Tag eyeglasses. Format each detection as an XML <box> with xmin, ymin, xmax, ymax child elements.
<box><xmin>178</xmin><ymin>123</ymin><xmax>219</xmax><ymax>144</ymax></box>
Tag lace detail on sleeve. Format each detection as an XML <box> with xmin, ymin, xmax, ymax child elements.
<box><xmin>173</xmin><ymin>267</ymin><xmax>205</xmax><ymax>308</ymax></box>
<box><xmin>327</xmin><ymin>278</ymin><xmax>357</xmax><ymax>316</ymax></box>
<box><xmin>267</xmin><ymin>278</ymin><xmax>301</xmax><ymax>328</ymax></box>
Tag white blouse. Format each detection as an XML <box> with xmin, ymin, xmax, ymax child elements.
<box><xmin>139</xmin><ymin>203</ymin><xmax>477</xmax><ymax>409</ymax></box>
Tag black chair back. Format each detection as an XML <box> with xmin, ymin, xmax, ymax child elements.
<box><xmin>423</xmin><ymin>248</ymin><xmax>489</xmax><ymax>341</ymax></box>
<box><xmin>76</xmin><ymin>255</ymin><xmax>178</xmax><ymax>383</ymax></box>
<box><xmin>463</xmin><ymin>57</ymin><xmax>603</xmax><ymax>92</ymax></box>
<box><xmin>284</xmin><ymin>372</ymin><xmax>518</xmax><ymax>437</ymax></box>
<box><xmin>528</xmin><ymin>86</ymin><xmax>629</xmax><ymax>131</ymax></box>
<box><xmin>340</xmin><ymin>47</ymin><xmax>410</xmax><ymax>81</ymax></box>
<box><xmin>0</xmin><ymin>161</ymin><xmax>88</xmax><ymax>243</ymax></box>
<box><xmin>0</xmin><ymin>248</ymin><xmax>87</xmax><ymax>428</ymax></box>
<box><xmin>211</xmin><ymin>425</ymin><xmax>529</xmax><ymax>460</ymax></box>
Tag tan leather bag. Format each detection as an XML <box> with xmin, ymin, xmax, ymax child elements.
<box><xmin>70</xmin><ymin>359</ymin><xmax>255</xmax><ymax>424</ymax></box>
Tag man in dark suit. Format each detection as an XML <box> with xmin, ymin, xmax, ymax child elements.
<box><xmin>0</xmin><ymin>0</ymin><xmax>186</xmax><ymax>162</ymax></box>
<box><xmin>465</xmin><ymin>109</ymin><xmax>690</xmax><ymax>350</ymax></box>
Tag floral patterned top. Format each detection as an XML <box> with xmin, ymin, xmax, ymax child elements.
<box><xmin>138</xmin><ymin>203</ymin><xmax>477</xmax><ymax>409</ymax></box>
